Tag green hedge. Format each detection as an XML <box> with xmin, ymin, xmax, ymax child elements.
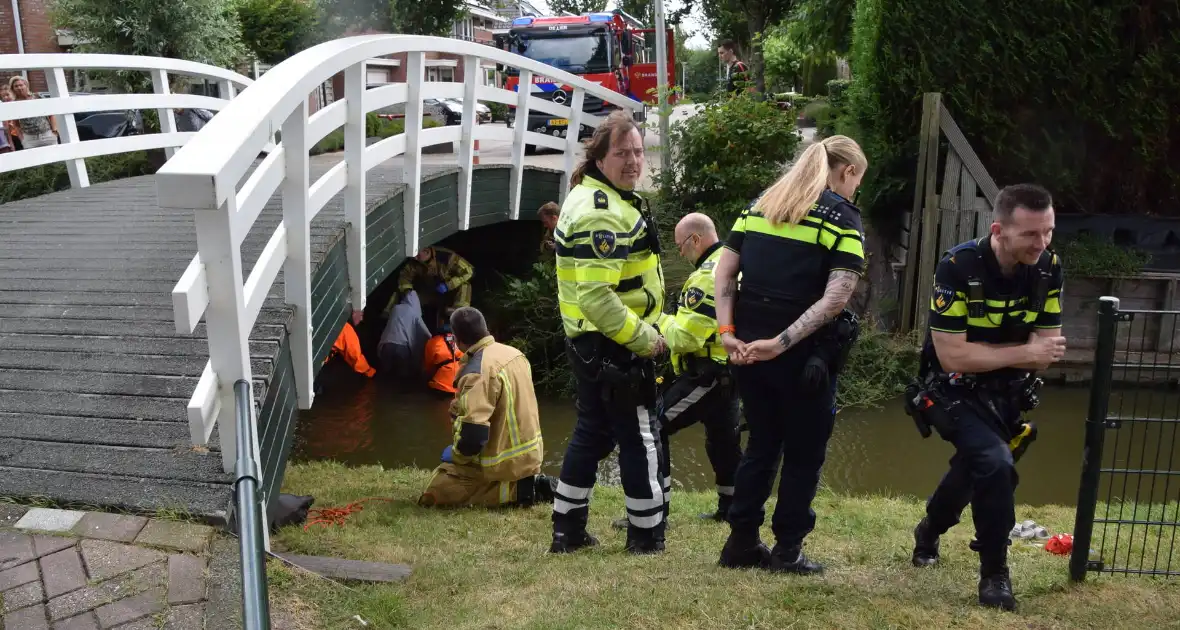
<box><xmin>0</xmin><ymin>151</ymin><xmax>159</xmax><ymax>204</ymax></box>
<box><xmin>847</xmin><ymin>0</ymin><xmax>1180</xmax><ymax>235</ymax></box>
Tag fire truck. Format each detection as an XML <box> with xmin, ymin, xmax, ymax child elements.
<box><xmin>493</xmin><ymin>10</ymin><xmax>676</xmax><ymax>146</ymax></box>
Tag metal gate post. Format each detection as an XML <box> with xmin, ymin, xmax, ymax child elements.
<box><xmin>1070</xmin><ymin>296</ymin><xmax>1120</xmax><ymax>581</ymax></box>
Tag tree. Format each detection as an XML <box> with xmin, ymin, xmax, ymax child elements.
<box><xmin>50</xmin><ymin>0</ymin><xmax>245</xmax><ymax>89</ymax></box>
<box><xmin>316</xmin><ymin>0</ymin><xmax>387</xmax><ymax>38</ymax></box>
<box><xmin>390</xmin><ymin>0</ymin><xmax>464</xmax><ymax>35</ymax></box>
<box><xmin>548</xmin><ymin>0</ymin><xmax>603</xmax><ymax>15</ymax></box>
<box><xmin>236</xmin><ymin>0</ymin><xmax>320</xmax><ymax>65</ymax></box>
<box><xmin>700</xmin><ymin>0</ymin><xmax>799</xmax><ymax>92</ymax></box>
<box><xmin>790</xmin><ymin>0</ymin><xmax>855</xmax><ymax>59</ymax></box>
<box><xmin>761</xmin><ymin>23</ymin><xmax>802</xmax><ymax>93</ymax></box>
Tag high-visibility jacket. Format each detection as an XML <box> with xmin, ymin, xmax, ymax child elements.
<box><xmin>327</xmin><ymin>322</ymin><xmax>376</xmax><ymax>377</ymax></box>
<box><xmin>554</xmin><ymin>169</ymin><xmax>665</xmax><ymax>357</ymax></box>
<box><xmin>424</xmin><ymin>333</ymin><xmax>463</xmax><ymax>394</ymax></box>
<box><xmin>447</xmin><ymin>335</ymin><xmax>543</xmax><ymax>481</ymax></box>
<box><xmin>395</xmin><ymin>246</ymin><xmax>474</xmax><ymax>301</ymax></box>
<box><xmin>662</xmin><ymin>242</ymin><xmax>728</xmax><ymax>375</ymax></box>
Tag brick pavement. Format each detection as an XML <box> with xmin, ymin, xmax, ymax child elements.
<box><xmin>0</xmin><ymin>505</ymin><xmax>219</xmax><ymax>630</ymax></box>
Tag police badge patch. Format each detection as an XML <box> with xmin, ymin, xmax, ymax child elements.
<box><xmin>684</xmin><ymin>287</ymin><xmax>705</xmax><ymax>309</ymax></box>
<box><xmin>932</xmin><ymin>284</ymin><xmax>956</xmax><ymax>314</ymax></box>
<box><xmin>593</xmin><ymin>190</ymin><xmax>609</xmax><ymax>209</ymax></box>
<box><xmin>591</xmin><ymin>230</ymin><xmax>617</xmax><ymax>258</ymax></box>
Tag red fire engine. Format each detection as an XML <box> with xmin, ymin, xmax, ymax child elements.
<box><xmin>493</xmin><ymin>10</ymin><xmax>676</xmax><ymax>141</ymax></box>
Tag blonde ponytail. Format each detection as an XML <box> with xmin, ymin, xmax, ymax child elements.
<box><xmin>754</xmin><ymin>135</ymin><xmax>868</xmax><ymax>227</ymax></box>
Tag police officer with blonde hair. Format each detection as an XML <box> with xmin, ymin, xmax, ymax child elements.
<box><xmin>549</xmin><ymin>110</ymin><xmax>670</xmax><ymax>555</ymax></box>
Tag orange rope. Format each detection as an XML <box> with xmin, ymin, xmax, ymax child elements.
<box><xmin>303</xmin><ymin>497</ymin><xmax>394</xmax><ymax>530</ymax></box>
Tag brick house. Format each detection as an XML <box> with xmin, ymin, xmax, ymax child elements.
<box><xmin>0</xmin><ymin>0</ymin><xmax>70</xmax><ymax>93</ymax></box>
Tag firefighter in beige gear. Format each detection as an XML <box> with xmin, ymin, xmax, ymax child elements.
<box><xmin>549</xmin><ymin>110</ymin><xmax>670</xmax><ymax>555</ymax></box>
<box><xmin>419</xmin><ymin>307</ymin><xmax>556</xmax><ymax>508</ymax></box>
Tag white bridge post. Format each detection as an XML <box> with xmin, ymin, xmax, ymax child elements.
<box><xmin>46</xmin><ymin>67</ymin><xmax>88</xmax><ymax>188</ymax></box>
<box><xmin>282</xmin><ymin>101</ymin><xmax>315</xmax><ymax>410</ymax></box>
<box><xmin>403</xmin><ymin>51</ymin><xmax>425</xmax><ymax>256</ymax></box>
<box><xmin>510</xmin><ymin>69</ymin><xmax>531</xmax><ymax>220</ymax></box>
<box><xmin>343</xmin><ymin>61</ymin><xmax>368</xmax><ymax>311</ymax></box>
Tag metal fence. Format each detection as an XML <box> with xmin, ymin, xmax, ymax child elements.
<box><xmin>1072</xmin><ymin>296</ymin><xmax>1180</xmax><ymax>580</ymax></box>
<box><xmin>234</xmin><ymin>379</ymin><xmax>272</xmax><ymax>629</ymax></box>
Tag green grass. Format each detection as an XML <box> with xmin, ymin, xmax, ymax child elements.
<box><xmin>271</xmin><ymin>462</ymin><xmax>1180</xmax><ymax>629</ymax></box>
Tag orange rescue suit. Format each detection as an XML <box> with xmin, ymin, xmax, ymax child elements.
<box><xmin>327</xmin><ymin>322</ymin><xmax>376</xmax><ymax>377</ymax></box>
<box><xmin>424</xmin><ymin>333</ymin><xmax>463</xmax><ymax>394</ymax></box>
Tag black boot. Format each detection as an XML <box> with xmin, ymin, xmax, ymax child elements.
<box><xmin>978</xmin><ymin>567</ymin><xmax>1017</xmax><ymax>611</ymax></box>
<box><xmin>768</xmin><ymin>544</ymin><xmax>824</xmax><ymax>575</ymax></box>
<box><xmin>718</xmin><ymin>532</ymin><xmax>771</xmax><ymax>569</ymax></box>
<box><xmin>625</xmin><ymin>524</ymin><xmax>666</xmax><ymax>555</ymax></box>
<box><xmin>549</xmin><ymin>530</ymin><xmax>599</xmax><ymax>554</ymax></box>
<box><xmin>533</xmin><ymin>474</ymin><xmax>557</xmax><ymax>504</ymax></box>
<box><xmin>699</xmin><ymin>494</ymin><xmax>732</xmax><ymax>522</ymax></box>
<box><xmin>911</xmin><ymin>518</ymin><xmax>940</xmax><ymax>567</ymax></box>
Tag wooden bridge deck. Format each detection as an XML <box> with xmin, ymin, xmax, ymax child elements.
<box><xmin>0</xmin><ymin>157</ymin><xmax>460</xmax><ymax>522</ymax></box>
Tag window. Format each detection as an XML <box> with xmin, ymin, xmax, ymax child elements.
<box><xmin>427</xmin><ymin>67</ymin><xmax>456</xmax><ymax>82</ymax></box>
<box><xmin>512</xmin><ymin>32</ymin><xmax>611</xmax><ymax>74</ymax></box>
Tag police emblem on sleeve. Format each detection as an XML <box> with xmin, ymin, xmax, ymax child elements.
<box><xmin>591</xmin><ymin>230</ymin><xmax>617</xmax><ymax>258</ymax></box>
<box><xmin>932</xmin><ymin>284</ymin><xmax>956</xmax><ymax>314</ymax></box>
<box><xmin>684</xmin><ymin>287</ymin><xmax>705</xmax><ymax>309</ymax></box>
<box><xmin>593</xmin><ymin>190</ymin><xmax>609</xmax><ymax>209</ymax></box>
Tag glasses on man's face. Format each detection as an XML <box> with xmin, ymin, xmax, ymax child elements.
<box><xmin>676</xmin><ymin>233</ymin><xmax>697</xmax><ymax>251</ymax></box>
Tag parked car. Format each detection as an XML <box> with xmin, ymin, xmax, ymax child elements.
<box><xmin>367</xmin><ymin>83</ymin><xmax>449</xmax><ymax>127</ymax></box>
<box><xmin>35</xmin><ymin>91</ymin><xmax>144</xmax><ymax>140</ymax></box>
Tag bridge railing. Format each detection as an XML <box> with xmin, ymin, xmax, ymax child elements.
<box><xmin>158</xmin><ymin>35</ymin><xmax>643</xmax><ymax>473</ymax></box>
<box><xmin>0</xmin><ymin>54</ymin><xmax>253</xmax><ymax>188</ymax></box>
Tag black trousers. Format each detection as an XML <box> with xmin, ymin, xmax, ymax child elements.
<box><xmin>659</xmin><ymin>368</ymin><xmax>742</xmax><ymax>504</ymax></box>
<box><xmin>727</xmin><ymin>348</ymin><xmax>837</xmax><ymax>548</ymax></box>
<box><xmin>551</xmin><ymin>336</ymin><xmax>665</xmax><ymax>540</ymax></box>
<box><xmin>924</xmin><ymin>389</ymin><xmax>1021</xmax><ymax>569</ymax></box>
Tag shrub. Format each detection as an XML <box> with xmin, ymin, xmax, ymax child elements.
<box><xmin>487</xmin><ymin>102</ymin><xmax>508</xmax><ymax>122</ymax></box>
<box><xmin>1054</xmin><ymin>234</ymin><xmax>1152</xmax><ymax>278</ymax></box>
<box><xmin>837</xmin><ymin>323</ymin><xmax>921</xmax><ymax>409</ymax></box>
<box><xmin>847</xmin><ymin>0</ymin><xmax>1180</xmax><ymax>231</ymax></box>
<box><xmin>658</xmin><ymin>91</ymin><xmax>799</xmax><ymax>214</ymax></box>
<box><xmin>0</xmin><ymin>151</ymin><xmax>157</xmax><ymax>204</ymax></box>
<box><xmin>308</xmin><ymin>117</ymin><xmax>439</xmax><ymax>155</ymax></box>
<box><xmin>486</xmin><ymin>262</ymin><xmax>574</xmax><ymax>397</ymax></box>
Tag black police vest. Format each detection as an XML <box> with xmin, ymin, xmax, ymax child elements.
<box><xmin>920</xmin><ymin>238</ymin><xmax>1055</xmax><ymax>378</ymax></box>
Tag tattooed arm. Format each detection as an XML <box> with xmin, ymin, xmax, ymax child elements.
<box><xmin>776</xmin><ymin>270</ymin><xmax>859</xmax><ymax>351</ymax></box>
<box><xmin>714</xmin><ymin>247</ymin><xmax>740</xmax><ymax>329</ymax></box>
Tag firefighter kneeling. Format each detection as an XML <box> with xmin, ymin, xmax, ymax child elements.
<box><xmin>418</xmin><ymin>307</ymin><xmax>556</xmax><ymax>508</ymax></box>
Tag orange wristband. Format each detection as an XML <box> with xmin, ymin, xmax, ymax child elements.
<box><xmin>718</xmin><ymin>325</ymin><xmax>736</xmax><ymax>335</ymax></box>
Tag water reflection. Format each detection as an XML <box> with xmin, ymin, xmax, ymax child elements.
<box><xmin>292</xmin><ymin>380</ymin><xmax>1180</xmax><ymax>508</ymax></box>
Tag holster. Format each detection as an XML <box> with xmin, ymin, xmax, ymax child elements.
<box><xmin>567</xmin><ymin>334</ymin><xmax>656</xmax><ymax>407</ymax></box>
<box><xmin>903</xmin><ymin>377</ymin><xmax>958</xmax><ymax>440</ymax></box>
<box><xmin>802</xmin><ymin>310</ymin><xmax>861</xmax><ymax>391</ymax></box>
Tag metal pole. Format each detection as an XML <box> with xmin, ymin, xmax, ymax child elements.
<box><xmin>234</xmin><ymin>380</ymin><xmax>272</xmax><ymax>629</ymax></box>
<box><xmin>1070</xmin><ymin>296</ymin><xmax>1119</xmax><ymax>582</ymax></box>
<box><xmin>653</xmin><ymin>0</ymin><xmax>670</xmax><ymax>179</ymax></box>
<box><xmin>9</xmin><ymin>0</ymin><xmax>27</xmax><ymax>80</ymax></box>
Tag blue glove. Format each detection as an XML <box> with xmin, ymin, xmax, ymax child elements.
<box><xmin>441</xmin><ymin>445</ymin><xmax>453</xmax><ymax>463</ymax></box>
<box><xmin>436</xmin><ymin>282</ymin><xmax>449</xmax><ymax>294</ymax></box>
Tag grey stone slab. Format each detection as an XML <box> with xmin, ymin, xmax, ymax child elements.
<box><xmin>53</xmin><ymin>612</ymin><xmax>100</xmax><ymax>630</ymax></box>
<box><xmin>4</xmin><ymin>602</ymin><xmax>49</xmax><ymax>630</ymax></box>
<box><xmin>73</xmin><ymin>514</ymin><xmax>149</xmax><ymax>545</ymax></box>
<box><xmin>41</xmin><ymin>547</ymin><xmax>89</xmax><ymax>599</ymax></box>
<box><xmin>0</xmin><ymin>503</ymin><xmax>28</xmax><ymax>526</ymax></box>
<box><xmin>2</xmin><ymin>579</ymin><xmax>45</xmax><ymax>613</ymax></box>
<box><xmin>33</xmin><ymin>536</ymin><xmax>78</xmax><ymax>558</ymax></box>
<box><xmin>274</xmin><ymin>553</ymin><xmax>412</xmax><ymax>583</ymax></box>
<box><xmin>15</xmin><ymin>509</ymin><xmax>86</xmax><ymax>534</ymax></box>
<box><xmin>0</xmin><ymin>369</ymin><xmax>198</xmax><ymax>398</ymax></box>
<box><xmin>0</xmin><ymin>560</ymin><xmax>38</xmax><ymax>591</ymax></box>
<box><xmin>0</xmin><ymin>467</ymin><xmax>230</xmax><ymax>525</ymax></box>
<box><xmin>0</xmin><ymin>439</ymin><xmax>227</xmax><ymax>485</ymax></box>
<box><xmin>0</xmin><ymin>414</ymin><xmax>193</xmax><ymax>450</ymax></box>
<box><xmin>201</xmin><ymin>537</ymin><xmax>241</xmax><ymax>630</ymax></box>
<box><xmin>47</xmin><ymin>562</ymin><xmax>166</xmax><ymax>621</ymax></box>
<box><xmin>80</xmin><ymin>541</ymin><xmax>167</xmax><ymax>583</ymax></box>
<box><xmin>0</xmin><ymin>531</ymin><xmax>35</xmax><ymax>570</ymax></box>
<box><xmin>133</xmin><ymin>522</ymin><xmax>212</xmax><ymax>554</ymax></box>
<box><xmin>166</xmin><ymin>554</ymin><xmax>205</xmax><ymax>606</ymax></box>
<box><xmin>110</xmin><ymin>602</ymin><xmax>202</xmax><ymax>630</ymax></box>
<box><xmin>93</xmin><ymin>587</ymin><xmax>165</xmax><ymax>628</ymax></box>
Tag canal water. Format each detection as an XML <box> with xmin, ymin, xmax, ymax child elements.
<box><xmin>291</xmin><ymin>376</ymin><xmax>1180</xmax><ymax>508</ymax></box>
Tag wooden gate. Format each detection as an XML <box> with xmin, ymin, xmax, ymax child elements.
<box><xmin>898</xmin><ymin>93</ymin><xmax>1003</xmax><ymax>333</ymax></box>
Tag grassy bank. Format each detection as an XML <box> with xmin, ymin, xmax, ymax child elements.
<box><xmin>270</xmin><ymin>462</ymin><xmax>1180</xmax><ymax>629</ymax></box>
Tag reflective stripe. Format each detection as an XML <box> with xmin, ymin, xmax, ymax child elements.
<box><xmin>499</xmin><ymin>481</ymin><xmax>511</xmax><ymax>504</ymax></box>
<box><xmin>628</xmin><ymin>512</ymin><xmax>664</xmax><ymax>528</ymax></box>
<box><xmin>665</xmin><ymin>383</ymin><xmax>715</xmax><ymax>422</ymax></box>
<box><xmin>608</xmin><ymin>313</ymin><xmax>640</xmax><ymax>346</ymax></box>
<box><xmin>1044</xmin><ymin>295</ymin><xmax>1062</xmax><ymax>314</ymax></box>
<box><xmin>718</xmin><ymin>485</ymin><xmax>735</xmax><ymax>496</ymax></box>
<box><xmin>626</xmin><ymin>496</ymin><xmax>664</xmax><ymax>511</ymax></box>
<box><xmin>480</xmin><ymin>435</ymin><xmax>541</xmax><ymax>467</ymax></box>
<box><xmin>621</xmin><ymin>254</ymin><xmax>658</xmax><ymax>277</ymax></box>
<box><xmin>637</xmin><ymin>405</ymin><xmax>662</xmax><ymax>501</ymax></box>
<box><xmin>556</xmin><ymin>481</ymin><xmax>592</xmax><ymax>499</ymax></box>
<box><xmin>497</xmin><ymin>371</ymin><xmax>520</xmax><ymax>446</ymax></box>
<box><xmin>553</xmin><ymin>498</ymin><xmax>585</xmax><ymax>514</ymax></box>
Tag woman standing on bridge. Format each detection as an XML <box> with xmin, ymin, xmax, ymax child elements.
<box><xmin>8</xmin><ymin>76</ymin><xmax>58</xmax><ymax>149</ymax></box>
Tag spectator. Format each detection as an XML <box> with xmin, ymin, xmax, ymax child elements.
<box><xmin>9</xmin><ymin>76</ymin><xmax>58</xmax><ymax>148</ymax></box>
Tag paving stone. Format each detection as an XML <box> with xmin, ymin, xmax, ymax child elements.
<box><xmin>48</xmin><ymin>563</ymin><xmax>166</xmax><ymax>621</ymax></box>
<box><xmin>80</xmin><ymin>540</ymin><xmax>166</xmax><ymax>582</ymax></box>
<box><xmin>202</xmin><ymin>537</ymin><xmax>241</xmax><ymax>630</ymax></box>
<box><xmin>2</xmin><ymin>579</ymin><xmax>45</xmax><ymax>613</ymax></box>
<box><xmin>133</xmin><ymin>521</ymin><xmax>213</xmax><ymax>554</ymax></box>
<box><xmin>111</xmin><ymin>603</ymin><xmax>203</xmax><ymax>630</ymax></box>
<box><xmin>53</xmin><ymin>611</ymin><xmax>100</xmax><ymax>630</ymax></box>
<box><xmin>0</xmin><ymin>560</ymin><xmax>39</xmax><ymax>591</ymax></box>
<box><xmin>4</xmin><ymin>602</ymin><xmax>50</xmax><ymax>630</ymax></box>
<box><xmin>93</xmin><ymin>587</ymin><xmax>166</xmax><ymax>628</ymax></box>
<box><xmin>41</xmin><ymin>547</ymin><xmax>88</xmax><ymax>599</ymax></box>
<box><xmin>35</xmin><ymin>535</ymin><xmax>79</xmax><ymax>558</ymax></box>
<box><xmin>72</xmin><ymin>514</ymin><xmax>148</xmax><ymax>544</ymax></box>
<box><xmin>0</xmin><ymin>530</ymin><xmax>35</xmax><ymax>570</ymax></box>
<box><xmin>166</xmin><ymin>554</ymin><xmax>205</xmax><ymax>606</ymax></box>
<box><xmin>15</xmin><ymin>509</ymin><xmax>87</xmax><ymax>533</ymax></box>
<box><xmin>0</xmin><ymin>503</ymin><xmax>29</xmax><ymax>526</ymax></box>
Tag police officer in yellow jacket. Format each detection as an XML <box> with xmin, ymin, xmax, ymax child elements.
<box><xmin>418</xmin><ymin>307</ymin><xmax>556</xmax><ymax>508</ymax></box>
<box><xmin>549</xmin><ymin>110</ymin><xmax>670</xmax><ymax>555</ymax></box>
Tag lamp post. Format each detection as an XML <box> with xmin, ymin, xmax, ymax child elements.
<box><xmin>653</xmin><ymin>0</ymin><xmax>670</xmax><ymax>181</ymax></box>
